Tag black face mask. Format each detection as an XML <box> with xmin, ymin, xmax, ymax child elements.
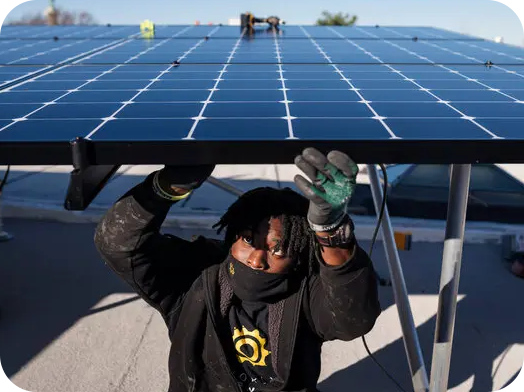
<box><xmin>226</xmin><ymin>254</ymin><xmax>294</xmax><ymax>303</ymax></box>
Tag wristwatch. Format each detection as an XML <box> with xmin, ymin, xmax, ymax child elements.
<box><xmin>315</xmin><ymin>214</ymin><xmax>356</xmax><ymax>248</ymax></box>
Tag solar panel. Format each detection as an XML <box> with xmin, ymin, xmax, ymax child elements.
<box><xmin>1</xmin><ymin>24</ymin><xmax>524</xmax><ymax>166</ymax></box>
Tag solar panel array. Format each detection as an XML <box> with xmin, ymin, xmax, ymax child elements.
<box><xmin>1</xmin><ymin>24</ymin><xmax>524</xmax><ymax>164</ymax></box>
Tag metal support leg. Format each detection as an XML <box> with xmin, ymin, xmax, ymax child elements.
<box><xmin>367</xmin><ymin>164</ymin><xmax>429</xmax><ymax>392</ymax></box>
<box><xmin>429</xmin><ymin>164</ymin><xmax>471</xmax><ymax>392</ymax></box>
<box><xmin>206</xmin><ymin>176</ymin><xmax>244</xmax><ymax>197</ymax></box>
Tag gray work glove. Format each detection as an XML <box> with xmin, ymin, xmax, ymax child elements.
<box><xmin>294</xmin><ymin>148</ymin><xmax>358</xmax><ymax>232</ymax></box>
<box><xmin>156</xmin><ymin>165</ymin><xmax>215</xmax><ymax>196</ymax></box>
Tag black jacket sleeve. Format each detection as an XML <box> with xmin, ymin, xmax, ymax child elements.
<box><xmin>304</xmin><ymin>245</ymin><xmax>381</xmax><ymax>342</ymax></box>
<box><xmin>94</xmin><ymin>174</ymin><xmax>226</xmax><ymax>323</ymax></box>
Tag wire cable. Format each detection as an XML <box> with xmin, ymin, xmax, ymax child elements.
<box><xmin>0</xmin><ymin>165</ymin><xmax>10</xmax><ymax>194</ymax></box>
<box><xmin>361</xmin><ymin>163</ymin><xmax>407</xmax><ymax>392</ymax></box>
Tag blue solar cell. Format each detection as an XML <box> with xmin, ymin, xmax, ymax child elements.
<box><xmin>351</xmin><ymin>80</ymin><xmax>418</xmax><ymax>89</ymax></box>
<box><xmin>0</xmin><ymin>91</ymin><xmax>64</xmax><ymax>103</ymax></box>
<box><xmin>217</xmin><ymin>80</ymin><xmax>282</xmax><ymax>89</ymax></box>
<box><xmin>336</xmin><ymin>65</ymin><xmax>392</xmax><ymax>72</ymax></box>
<box><xmin>92</xmin><ymin>119</ymin><xmax>194</xmax><ymax>141</ymax></box>
<box><xmin>452</xmin><ymin>71</ymin><xmax>524</xmax><ymax>81</ymax></box>
<box><xmin>30</xmin><ymin>103</ymin><xmax>122</xmax><ymax>119</ymax></box>
<box><xmin>342</xmin><ymin>71</ymin><xmax>406</xmax><ymax>80</ymax></box>
<box><xmin>452</xmin><ymin>103</ymin><xmax>524</xmax><ymax>117</ymax></box>
<box><xmin>226</xmin><ymin>65</ymin><xmax>279</xmax><ymax>72</ymax></box>
<box><xmin>282</xmin><ymin>65</ymin><xmax>333</xmax><ymax>72</ymax></box>
<box><xmin>63</xmin><ymin>65</ymin><xmax>116</xmax><ymax>73</ymax></box>
<box><xmin>60</xmin><ymin>90</ymin><xmax>138</xmax><ymax>103</ymax></box>
<box><xmin>114</xmin><ymin>65</ymin><xmax>174</xmax><ymax>72</ymax></box>
<box><xmin>212</xmin><ymin>89</ymin><xmax>283</xmax><ymax>102</ymax></box>
<box><xmin>132</xmin><ymin>89</ymin><xmax>208</xmax><ymax>102</ymax></box>
<box><xmin>499</xmin><ymin>90</ymin><xmax>524</xmax><ymax>100</ymax></box>
<box><xmin>476</xmin><ymin>119</ymin><xmax>524</xmax><ymax>138</ymax></box>
<box><xmin>12</xmin><ymin>81</ymin><xmax>83</xmax><ymax>91</ymax></box>
<box><xmin>184</xmin><ymin>55</ymin><xmax>233</xmax><ymax>64</ymax></box>
<box><xmin>284</xmin><ymin>72</ymin><xmax>342</xmax><ymax>80</ymax></box>
<box><xmin>287</xmin><ymin>89</ymin><xmax>361</xmax><ymax>101</ymax></box>
<box><xmin>1</xmin><ymin>40</ymin><xmax>119</xmax><ymax>65</ymax></box>
<box><xmin>150</xmin><ymin>80</ymin><xmax>216</xmax><ymax>89</ymax></box>
<box><xmin>280</xmin><ymin>55</ymin><xmax>330</xmax><ymax>64</ymax></box>
<box><xmin>286</xmin><ymin>80</ymin><xmax>350</xmax><ymax>89</ymax></box>
<box><xmin>159</xmin><ymin>72</ymin><xmax>220</xmax><ymax>80</ymax></box>
<box><xmin>0</xmin><ymin>103</ymin><xmax>41</xmax><ymax>119</ymax></box>
<box><xmin>37</xmin><ymin>72</ymin><xmax>106</xmax><ymax>81</ymax></box>
<box><xmin>372</xmin><ymin>102</ymin><xmax>460</xmax><ymax>117</ymax></box>
<box><xmin>193</xmin><ymin>119</ymin><xmax>289</xmax><ymax>140</ymax></box>
<box><xmin>0</xmin><ymin>119</ymin><xmax>100</xmax><ymax>142</ymax></box>
<box><xmin>386</xmin><ymin>119</ymin><xmax>494</xmax><ymax>139</ymax></box>
<box><xmin>117</xmin><ymin>103</ymin><xmax>203</xmax><ymax>118</ymax></box>
<box><xmin>357</xmin><ymin>90</ymin><xmax>435</xmax><ymax>102</ymax></box>
<box><xmin>476</xmin><ymin>80</ymin><xmax>524</xmax><ymax>90</ymax></box>
<box><xmin>204</xmin><ymin>102</ymin><xmax>286</xmax><ymax>117</ymax></box>
<box><xmin>0</xmin><ymin>72</ymin><xmax>31</xmax><ymax>85</ymax></box>
<box><xmin>96</xmin><ymin>71</ymin><xmax>159</xmax><ymax>81</ymax></box>
<box><xmin>330</xmin><ymin>55</ymin><xmax>382</xmax><ymax>64</ymax></box>
<box><xmin>293</xmin><ymin>119</ymin><xmax>389</xmax><ymax>139</ymax></box>
<box><xmin>290</xmin><ymin>102</ymin><xmax>372</xmax><ymax>117</ymax></box>
<box><xmin>0</xmin><ymin>66</ymin><xmax>44</xmax><ymax>85</ymax></box>
<box><xmin>388</xmin><ymin>71</ymin><xmax>466</xmax><ymax>80</ymax></box>
<box><xmin>414</xmin><ymin>80</ymin><xmax>488</xmax><ymax>89</ymax></box>
<box><xmin>79</xmin><ymin>54</ymin><xmax>145</xmax><ymax>64</ymax></box>
<box><xmin>81</xmin><ymin>80</ymin><xmax>150</xmax><ymax>90</ymax></box>
<box><xmin>431</xmin><ymin>90</ymin><xmax>514</xmax><ymax>102</ymax></box>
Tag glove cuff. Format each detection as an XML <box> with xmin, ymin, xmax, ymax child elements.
<box><xmin>315</xmin><ymin>215</ymin><xmax>355</xmax><ymax>248</ymax></box>
<box><xmin>308</xmin><ymin>212</ymin><xmax>347</xmax><ymax>232</ymax></box>
<box><xmin>152</xmin><ymin>171</ymin><xmax>192</xmax><ymax>202</ymax></box>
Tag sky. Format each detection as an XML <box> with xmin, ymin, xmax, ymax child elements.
<box><xmin>4</xmin><ymin>0</ymin><xmax>524</xmax><ymax>46</ymax></box>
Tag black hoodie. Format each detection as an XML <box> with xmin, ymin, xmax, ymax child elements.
<box><xmin>94</xmin><ymin>176</ymin><xmax>381</xmax><ymax>392</ymax></box>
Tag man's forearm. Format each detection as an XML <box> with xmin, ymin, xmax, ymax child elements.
<box><xmin>315</xmin><ymin>218</ymin><xmax>357</xmax><ymax>266</ymax></box>
<box><xmin>317</xmin><ymin>242</ymin><xmax>356</xmax><ymax>266</ymax></box>
<box><xmin>94</xmin><ymin>172</ymin><xmax>175</xmax><ymax>258</ymax></box>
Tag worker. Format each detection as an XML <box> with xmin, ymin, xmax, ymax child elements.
<box><xmin>241</xmin><ymin>12</ymin><xmax>283</xmax><ymax>33</ymax></box>
<box><xmin>94</xmin><ymin>148</ymin><xmax>381</xmax><ymax>392</ymax></box>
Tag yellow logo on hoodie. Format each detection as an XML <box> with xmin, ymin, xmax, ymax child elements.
<box><xmin>232</xmin><ymin>326</ymin><xmax>271</xmax><ymax>367</ymax></box>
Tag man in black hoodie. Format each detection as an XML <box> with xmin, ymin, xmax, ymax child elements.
<box><xmin>94</xmin><ymin>148</ymin><xmax>381</xmax><ymax>392</ymax></box>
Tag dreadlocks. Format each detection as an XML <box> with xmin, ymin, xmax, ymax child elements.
<box><xmin>213</xmin><ymin>187</ymin><xmax>319</xmax><ymax>274</ymax></box>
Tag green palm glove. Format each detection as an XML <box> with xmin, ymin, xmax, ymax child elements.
<box><xmin>294</xmin><ymin>148</ymin><xmax>358</xmax><ymax>232</ymax></box>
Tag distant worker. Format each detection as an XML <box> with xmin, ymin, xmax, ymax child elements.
<box><xmin>95</xmin><ymin>148</ymin><xmax>381</xmax><ymax>392</ymax></box>
<box><xmin>241</xmin><ymin>12</ymin><xmax>283</xmax><ymax>32</ymax></box>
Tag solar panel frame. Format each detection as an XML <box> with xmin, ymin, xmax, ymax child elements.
<box><xmin>1</xmin><ymin>24</ymin><xmax>524</xmax><ymax>165</ymax></box>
